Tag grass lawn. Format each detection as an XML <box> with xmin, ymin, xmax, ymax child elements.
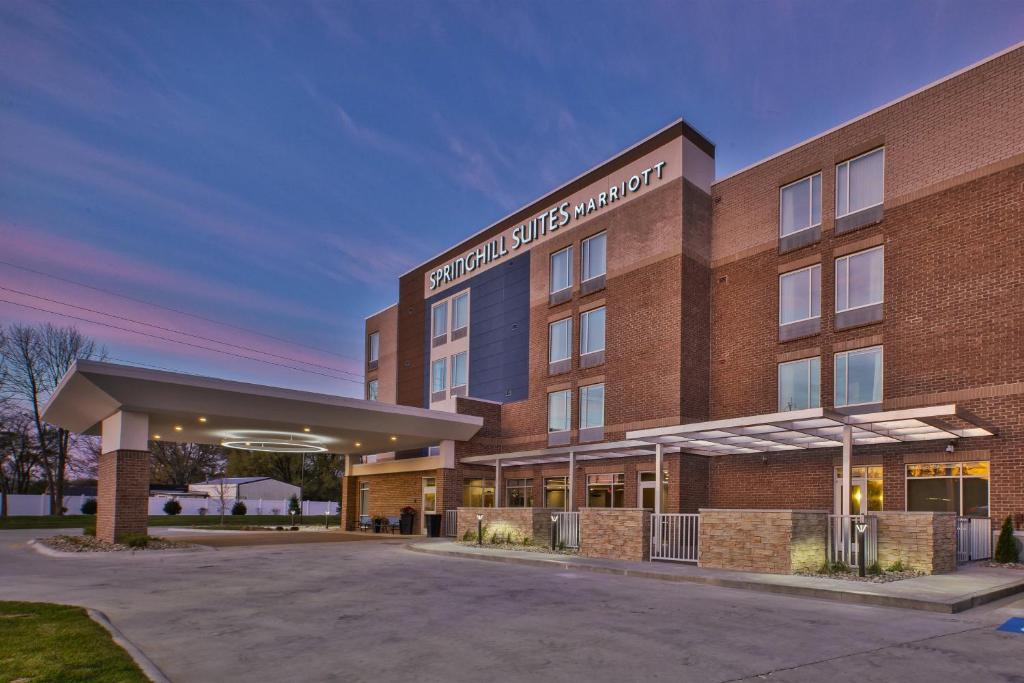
<box><xmin>0</xmin><ymin>514</ymin><xmax>336</xmax><ymax>530</ymax></box>
<box><xmin>0</xmin><ymin>601</ymin><xmax>146</xmax><ymax>682</ymax></box>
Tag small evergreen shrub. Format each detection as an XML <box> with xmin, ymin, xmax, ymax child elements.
<box><xmin>288</xmin><ymin>495</ymin><xmax>301</xmax><ymax>515</ymax></box>
<box><xmin>886</xmin><ymin>559</ymin><xmax>910</xmax><ymax>573</ymax></box>
<box><xmin>121</xmin><ymin>533</ymin><xmax>150</xmax><ymax>548</ymax></box>
<box><xmin>866</xmin><ymin>562</ymin><xmax>882</xmax><ymax>576</ymax></box>
<box><xmin>83</xmin><ymin>525</ymin><xmax>96</xmax><ymax>537</ymax></box>
<box><xmin>231</xmin><ymin>500</ymin><xmax>247</xmax><ymax>516</ymax></box>
<box><xmin>163</xmin><ymin>499</ymin><xmax>182</xmax><ymax>516</ymax></box>
<box><xmin>80</xmin><ymin>498</ymin><xmax>97</xmax><ymax>515</ymax></box>
<box><xmin>995</xmin><ymin>515</ymin><xmax>1019</xmax><ymax>563</ymax></box>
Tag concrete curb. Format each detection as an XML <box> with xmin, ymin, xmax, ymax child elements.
<box><xmin>27</xmin><ymin>538</ymin><xmax>211</xmax><ymax>558</ymax></box>
<box><xmin>407</xmin><ymin>543</ymin><xmax>1024</xmax><ymax>613</ymax></box>
<box><xmin>88</xmin><ymin>608</ymin><xmax>170</xmax><ymax>683</ymax></box>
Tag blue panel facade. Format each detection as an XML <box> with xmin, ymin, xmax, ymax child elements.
<box><xmin>423</xmin><ymin>252</ymin><xmax>530</xmax><ymax>406</ymax></box>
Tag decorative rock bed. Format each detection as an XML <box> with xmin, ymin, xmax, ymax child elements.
<box><xmin>795</xmin><ymin>568</ymin><xmax>925</xmax><ymax>583</ymax></box>
<box><xmin>457</xmin><ymin>540</ymin><xmax>578</xmax><ymax>556</ymax></box>
<box><xmin>39</xmin><ymin>535</ymin><xmax>200</xmax><ymax>553</ymax></box>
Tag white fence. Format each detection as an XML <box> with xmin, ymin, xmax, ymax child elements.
<box><xmin>957</xmin><ymin>517</ymin><xmax>992</xmax><ymax>562</ymax></box>
<box><xmin>1</xmin><ymin>493</ymin><xmax>337</xmax><ymax>517</ymax></box>
<box><xmin>650</xmin><ymin>513</ymin><xmax>700</xmax><ymax>562</ymax></box>
<box><xmin>552</xmin><ymin>511</ymin><xmax>580</xmax><ymax>549</ymax></box>
<box><xmin>827</xmin><ymin>514</ymin><xmax>878</xmax><ymax>568</ymax></box>
<box><xmin>444</xmin><ymin>509</ymin><xmax>458</xmax><ymax>537</ymax></box>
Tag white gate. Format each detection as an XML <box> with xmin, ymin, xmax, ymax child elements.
<box><xmin>552</xmin><ymin>511</ymin><xmax>579</xmax><ymax>549</ymax></box>
<box><xmin>957</xmin><ymin>517</ymin><xmax>992</xmax><ymax>562</ymax></box>
<box><xmin>444</xmin><ymin>509</ymin><xmax>458</xmax><ymax>537</ymax></box>
<box><xmin>827</xmin><ymin>514</ymin><xmax>877</xmax><ymax>568</ymax></box>
<box><xmin>650</xmin><ymin>513</ymin><xmax>699</xmax><ymax>562</ymax></box>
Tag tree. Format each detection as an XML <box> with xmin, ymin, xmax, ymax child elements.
<box><xmin>0</xmin><ymin>324</ymin><xmax>106</xmax><ymax>515</ymax></box>
<box><xmin>994</xmin><ymin>516</ymin><xmax>1019</xmax><ymax>563</ymax></box>
<box><xmin>150</xmin><ymin>441</ymin><xmax>226</xmax><ymax>486</ymax></box>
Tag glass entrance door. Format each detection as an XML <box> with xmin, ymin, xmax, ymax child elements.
<box><xmin>833</xmin><ymin>466</ymin><xmax>883</xmax><ymax>514</ymax></box>
<box><xmin>421</xmin><ymin>477</ymin><xmax>436</xmax><ymax>533</ymax></box>
<box><xmin>638</xmin><ymin>471</ymin><xmax>668</xmax><ymax>512</ymax></box>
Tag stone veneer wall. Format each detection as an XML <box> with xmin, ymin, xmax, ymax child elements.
<box><xmin>456</xmin><ymin>507</ymin><xmax>555</xmax><ymax>544</ymax></box>
<box><xmin>698</xmin><ymin>509</ymin><xmax>827</xmax><ymax>574</ymax></box>
<box><xmin>873</xmin><ymin>511</ymin><xmax>957</xmax><ymax>574</ymax></box>
<box><xmin>579</xmin><ymin>508</ymin><xmax>650</xmax><ymax>562</ymax></box>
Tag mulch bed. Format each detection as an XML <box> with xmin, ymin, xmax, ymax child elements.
<box><xmin>39</xmin><ymin>535</ymin><xmax>200</xmax><ymax>553</ymax></box>
<box><xmin>457</xmin><ymin>540</ymin><xmax>578</xmax><ymax>556</ymax></box>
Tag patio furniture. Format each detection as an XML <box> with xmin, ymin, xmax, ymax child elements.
<box><xmin>385</xmin><ymin>516</ymin><xmax>401</xmax><ymax>534</ymax></box>
<box><xmin>358</xmin><ymin>515</ymin><xmax>372</xmax><ymax>532</ymax></box>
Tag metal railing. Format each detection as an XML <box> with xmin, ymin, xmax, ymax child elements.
<box><xmin>444</xmin><ymin>509</ymin><xmax>458</xmax><ymax>537</ymax></box>
<box><xmin>957</xmin><ymin>517</ymin><xmax>992</xmax><ymax>563</ymax></box>
<box><xmin>827</xmin><ymin>514</ymin><xmax>877</xmax><ymax>568</ymax></box>
<box><xmin>650</xmin><ymin>513</ymin><xmax>700</xmax><ymax>563</ymax></box>
<box><xmin>552</xmin><ymin>511</ymin><xmax>580</xmax><ymax>548</ymax></box>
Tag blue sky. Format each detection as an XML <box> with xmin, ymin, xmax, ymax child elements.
<box><xmin>1</xmin><ymin>1</ymin><xmax>1021</xmax><ymax>396</ymax></box>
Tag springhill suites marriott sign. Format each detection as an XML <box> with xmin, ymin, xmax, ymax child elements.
<box><xmin>428</xmin><ymin>160</ymin><xmax>668</xmax><ymax>291</ymax></box>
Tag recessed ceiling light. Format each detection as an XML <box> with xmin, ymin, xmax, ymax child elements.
<box><xmin>303</xmin><ymin>427</ymin><xmax>311</xmax><ymax>433</ymax></box>
<box><xmin>198</xmin><ymin>417</ymin><xmax>207</xmax><ymax>423</ymax></box>
<box><xmin>390</xmin><ymin>436</ymin><xmax>398</xmax><ymax>442</ymax></box>
<box><xmin>174</xmin><ymin>425</ymin><xmax>183</xmax><ymax>432</ymax></box>
<box><xmin>154</xmin><ymin>434</ymin><xmax>161</xmax><ymax>440</ymax></box>
<box><xmin>354</xmin><ymin>442</ymin><xmax>362</xmax><ymax>447</ymax></box>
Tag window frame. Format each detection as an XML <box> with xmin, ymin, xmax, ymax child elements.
<box><xmin>358</xmin><ymin>482</ymin><xmax>370</xmax><ymax>517</ymax></box>
<box><xmin>367</xmin><ymin>331</ymin><xmax>380</xmax><ymax>364</ymax></box>
<box><xmin>778</xmin><ymin>172</ymin><xmax>822</xmax><ymax>238</ymax></box>
<box><xmin>451</xmin><ymin>291</ymin><xmax>469</xmax><ymax>333</ymax></box>
<box><xmin>580</xmin><ymin>306</ymin><xmax>606</xmax><ymax>355</ymax></box>
<box><xmin>431</xmin><ymin>300</ymin><xmax>448</xmax><ymax>341</ymax></box>
<box><xmin>777</xmin><ymin>357</ymin><xmax>820</xmax><ymax>411</ymax></box>
<box><xmin>504</xmin><ymin>478</ymin><xmax>534</xmax><ymax>508</ymax></box>
<box><xmin>579</xmin><ymin>382</ymin><xmax>605</xmax><ymax>429</ymax></box>
<box><xmin>836</xmin><ymin>147</ymin><xmax>885</xmax><ymax>219</ymax></box>
<box><xmin>586</xmin><ymin>473</ymin><xmax>625</xmax><ymax>508</ymax></box>
<box><xmin>834</xmin><ymin>345</ymin><xmax>883</xmax><ymax>408</ymax></box>
<box><xmin>366</xmin><ymin>379</ymin><xmax>379</xmax><ymax>401</ymax></box>
<box><xmin>905</xmin><ymin>461</ymin><xmax>990</xmax><ymax>517</ymax></box>
<box><xmin>430</xmin><ymin>357</ymin><xmax>447</xmax><ymax>394</ymax></box>
<box><xmin>548</xmin><ymin>318</ymin><xmax>572</xmax><ymax>363</ymax></box>
<box><xmin>450</xmin><ymin>350</ymin><xmax>468</xmax><ymax>390</ymax></box>
<box><xmin>835</xmin><ymin>245</ymin><xmax>884</xmax><ymax>313</ymax></box>
<box><xmin>778</xmin><ymin>264</ymin><xmax>821</xmax><ymax>325</ymax></box>
<box><xmin>549</xmin><ymin>246</ymin><xmax>573</xmax><ymax>295</ymax></box>
<box><xmin>543</xmin><ymin>476</ymin><xmax>569</xmax><ymax>510</ymax></box>
<box><xmin>547</xmin><ymin>389</ymin><xmax>571</xmax><ymax>433</ymax></box>
<box><xmin>581</xmin><ymin>231</ymin><xmax>607</xmax><ymax>283</ymax></box>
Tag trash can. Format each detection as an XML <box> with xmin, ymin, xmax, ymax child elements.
<box><xmin>425</xmin><ymin>513</ymin><xmax>442</xmax><ymax>538</ymax></box>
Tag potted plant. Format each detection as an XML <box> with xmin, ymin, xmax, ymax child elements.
<box><xmin>399</xmin><ymin>506</ymin><xmax>416</xmax><ymax>535</ymax></box>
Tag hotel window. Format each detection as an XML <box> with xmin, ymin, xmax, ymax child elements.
<box><xmin>581</xmin><ymin>232</ymin><xmax>607</xmax><ymax>293</ymax></box>
<box><xmin>544</xmin><ymin>477</ymin><xmax>568</xmax><ymax>510</ymax></box>
<box><xmin>430</xmin><ymin>357</ymin><xmax>447</xmax><ymax>398</ymax></box>
<box><xmin>579</xmin><ymin>383</ymin><xmax>604</xmax><ymax>439</ymax></box>
<box><xmin>836</xmin><ymin>147</ymin><xmax>884</xmax><ymax>218</ymax></box>
<box><xmin>778</xmin><ymin>357</ymin><xmax>820</xmax><ymax>411</ymax></box>
<box><xmin>431</xmin><ymin>301</ymin><xmax>448</xmax><ymax>345</ymax></box>
<box><xmin>358</xmin><ymin>482</ymin><xmax>369</xmax><ymax>518</ymax></box>
<box><xmin>779</xmin><ymin>265</ymin><xmax>821</xmax><ymax>325</ymax></box>
<box><xmin>366</xmin><ymin>379</ymin><xmax>379</xmax><ymax>401</ymax></box>
<box><xmin>367</xmin><ymin>332</ymin><xmax>379</xmax><ymax>369</ymax></box>
<box><xmin>505</xmin><ymin>478</ymin><xmax>533</xmax><ymax>507</ymax></box>
<box><xmin>463</xmin><ymin>478</ymin><xmax>495</xmax><ymax>508</ymax></box>
<box><xmin>906</xmin><ymin>462</ymin><xmax>989</xmax><ymax>517</ymax></box>
<box><xmin>451</xmin><ymin>291</ymin><xmax>469</xmax><ymax>338</ymax></box>
<box><xmin>451</xmin><ymin>351</ymin><xmax>467</xmax><ymax>395</ymax></box>
<box><xmin>548</xmin><ymin>389</ymin><xmax>571</xmax><ymax>433</ymax></box>
<box><xmin>779</xmin><ymin>173</ymin><xmax>822</xmax><ymax>237</ymax></box>
<box><xmin>836</xmin><ymin>246</ymin><xmax>883</xmax><ymax>312</ymax></box>
<box><xmin>549</xmin><ymin>318</ymin><xmax>572</xmax><ymax>366</ymax></box>
<box><xmin>587</xmin><ymin>473</ymin><xmax>624</xmax><ymax>508</ymax></box>
<box><xmin>834</xmin><ymin>346</ymin><xmax>882</xmax><ymax>407</ymax></box>
<box><xmin>580</xmin><ymin>306</ymin><xmax>605</xmax><ymax>366</ymax></box>
<box><xmin>550</xmin><ymin>246</ymin><xmax>572</xmax><ymax>296</ymax></box>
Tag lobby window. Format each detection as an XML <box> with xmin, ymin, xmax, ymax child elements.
<box><xmin>548</xmin><ymin>318</ymin><xmax>572</xmax><ymax>374</ymax></box>
<box><xmin>544</xmin><ymin>477</ymin><xmax>568</xmax><ymax>510</ymax></box>
<box><xmin>778</xmin><ymin>357</ymin><xmax>820</xmax><ymax>411</ymax></box>
<box><xmin>779</xmin><ymin>264</ymin><xmax>821</xmax><ymax>326</ymax></box>
<box><xmin>834</xmin><ymin>466</ymin><xmax>883</xmax><ymax>513</ymax></box>
<box><xmin>367</xmin><ymin>332</ymin><xmax>379</xmax><ymax>369</ymax></box>
<box><xmin>580</xmin><ymin>307</ymin><xmax>606</xmax><ymax>368</ymax></box>
<box><xmin>463</xmin><ymin>478</ymin><xmax>494</xmax><ymax>508</ymax></box>
<box><xmin>834</xmin><ymin>346</ymin><xmax>883</xmax><ymax>407</ymax></box>
<box><xmin>505</xmin><ymin>478</ymin><xmax>533</xmax><ymax>507</ymax></box>
<box><xmin>358</xmin><ymin>482</ymin><xmax>369</xmax><ymax>518</ymax></box>
<box><xmin>451</xmin><ymin>351</ymin><xmax>467</xmax><ymax>395</ymax></box>
<box><xmin>550</xmin><ymin>246</ymin><xmax>573</xmax><ymax>296</ymax></box>
<box><xmin>430</xmin><ymin>357</ymin><xmax>447</xmax><ymax>398</ymax></box>
<box><xmin>431</xmin><ymin>301</ymin><xmax>448</xmax><ymax>345</ymax></box>
<box><xmin>366</xmin><ymin>379</ymin><xmax>379</xmax><ymax>401</ymax></box>
<box><xmin>581</xmin><ymin>232</ymin><xmax>607</xmax><ymax>293</ymax></box>
<box><xmin>836</xmin><ymin>246</ymin><xmax>883</xmax><ymax>312</ymax></box>
<box><xmin>779</xmin><ymin>173</ymin><xmax>821</xmax><ymax>237</ymax></box>
<box><xmin>579</xmin><ymin>383</ymin><xmax>604</xmax><ymax>442</ymax></box>
<box><xmin>906</xmin><ymin>462</ymin><xmax>989</xmax><ymax>517</ymax></box>
<box><xmin>587</xmin><ymin>473</ymin><xmax>624</xmax><ymax>508</ymax></box>
<box><xmin>836</xmin><ymin>147</ymin><xmax>884</xmax><ymax>218</ymax></box>
<box><xmin>451</xmin><ymin>291</ymin><xmax>469</xmax><ymax>338</ymax></box>
<box><xmin>548</xmin><ymin>389</ymin><xmax>571</xmax><ymax>433</ymax></box>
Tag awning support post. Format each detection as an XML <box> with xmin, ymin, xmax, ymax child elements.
<box><xmin>654</xmin><ymin>442</ymin><xmax>664</xmax><ymax>514</ymax></box>
<box><xmin>568</xmin><ymin>450</ymin><xmax>575</xmax><ymax>512</ymax></box>
<box><xmin>841</xmin><ymin>425</ymin><xmax>852</xmax><ymax>517</ymax></box>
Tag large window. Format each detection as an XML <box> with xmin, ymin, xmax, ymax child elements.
<box><xmin>463</xmin><ymin>478</ymin><xmax>495</xmax><ymax>508</ymax></box>
<box><xmin>549</xmin><ymin>318</ymin><xmax>571</xmax><ymax>363</ymax></box>
<box><xmin>580</xmin><ymin>307</ymin><xmax>606</xmax><ymax>355</ymax></box>
<box><xmin>544</xmin><ymin>477</ymin><xmax>568</xmax><ymax>509</ymax></box>
<box><xmin>836</xmin><ymin>147</ymin><xmax>884</xmax><ymax>218</ymax></box>
<box><xmin>431</xmin><ymin>301</ymin><xmax>448</xmax><ymax>340</ymax></box>
<box><xmin>430</xmin><ymin>357</ymin><xmax>447</xmax><ymax>394</ymax></box>
<box><xmin>581</xmin><ymin>232</ymin><xmax>607</xmax><ymax>282</ymax></box>
<box><xmin>579</xmin><ymin>383</ymin><xmax>605</xmax><ymax>429</ymax></box>
<box><xmin>907</xmin><ymin>462</ymin><xmax>989</xmax><ymax>517</ymax></box>
<box><xmin>452</xmin><ymin>291</ymin><xmax>469</xmax><ymax>332</ymax></box>
<box><xmin>834</xmin><ymin>346</ymin><xmax>883</xmax><ymax>407</ymax></box>
<box><xmin>505</xmin><ymin>478</ymin><xmax>533</xmax><ymax>507</ymax></box>
<box><xmin>550</xmin><ymin>247</ymin><xmax>572</xmax><ymax>294</ymax></box>
<box><xmin>778</xmin><ymin>357</ymin><xmax>820</xmax><ymax>411</ymax></box>
<box><xmin>780</xmin><ymin>173</ymin><xmax>822</xmax><ymax>237</ymax></box>
<box><xmin>367</xmin><ymin>332</ymin><xmax>380</xmax><ymax>364</ymax></box>
<box><xmin>587</xmin><ymin>473</ymin><xmax>624</xmax><ymax>508</ymax></box>
<box><xmin>367</xmin><ymin>379</ymin><xmax>379</xmax><ymax>401</ymax></box>
<box><xmin>779</xmin><ymin>264</ymin><xmax>821</xmax><ymax>325</ymax></box>
<box><xmin>836</xmin><ymin>246</ymin><xmax>883</xmax><ymax>312</ymax></box>
<box><xmin>358</xmin><ymin>482</ymin><xmax>369</xmax><ymax>517</ymax></box>
<box><xmin>451</xmin><ymin>351</ymin><xmax>467</xmax><ymax>390</ymax></box>
<box><xmin>548</xmin><ymin>390</ymin><xmax>571</xmax><ymax>433</ymax></box>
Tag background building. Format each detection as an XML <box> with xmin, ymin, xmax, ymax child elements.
<box><xmin>189</xmin><ymin>477</ymin><xmax>301</xmax><ymax>501</ymax></box>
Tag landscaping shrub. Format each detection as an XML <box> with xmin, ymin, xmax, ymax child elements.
<box><xmin>231</xmin><ymin>500</ymin><xmax>247</xmax><ymax>516</ymax></box>
<box><xmin>462</xmin><ymin>529</ymin><xmax>476</xmax><ymax>542</ymax></box>
<box><xmin>83</xmin><ymin>525</ymin><xmax>96</xmax><ymax>537</ymax></box>
<box><xmin>995</xmin><ymin>515</ymin><xmax>1019</xmax><ymax>563</ymax></box>
<box><xmin>886</xmin><ymin>559</ymin><xmax>910</xmax><ymax>572</ymax></box>
<box><xmin>162</xmin><ymin>499</ymin><xmax>182</xmax><ymax>516</ymax></box>
<box><xmin>121</xmin><ymin>533</ymin><xmax>149</xmax><ymax>549</ymax></box>
<box><xmin>867</xmin><ymin>562</ymin><xmax>882</xmax><ymax>576</ymax></box>
<box><xmin>288</xmin><ymin>494</ymin><xmax>300</xmax><ymax>515</ymax></box>
<box><xmin>80</xmin><ymin>498</ymin><xmax>97</xmax><ymax>515</ymax></box>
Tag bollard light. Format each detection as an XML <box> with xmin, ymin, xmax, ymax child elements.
<box><xmin>476</xmin><ymin>513</ymin><xmax>484</xmax><ymax>546</ymax></box>
<box><xmin>855</xmin><ymin>521</ymin><xmax>868</xmax><ymax>577</ymax></box>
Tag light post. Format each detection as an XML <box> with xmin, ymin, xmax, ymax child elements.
<box><xmin>855</xmin><ymin>520</ymin><xmax>868</xmax><ymax>577</ymax></box>
<box><xmin>324</xmin><ymin>509</ymin><xmax>330</xmax><ymax>529</ymax></box>
<box><xmin>550</xmin><ymin>514</ymin><xmax>559</xmax><ymax>551</ymax></box>
<box><xmin>290</xmin><ymin>510</ymin><xmax>296</xmax><ymax>529</ymax></box>
<box><xmin>476</xmin><ymin>513</ymin><xmax>484</xmax><ymax>546</ymax></box>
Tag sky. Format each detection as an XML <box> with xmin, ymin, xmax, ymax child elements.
<box><xmin>1</xmin><ymin>1</ymin><xmax>1021</xmax><ymax>397</ymax></box>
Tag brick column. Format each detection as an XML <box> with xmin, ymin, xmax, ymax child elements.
<box><xmin>96</xmin><ymin>450</ymin><xmax>150</xmax><ymax>543</ymax></box>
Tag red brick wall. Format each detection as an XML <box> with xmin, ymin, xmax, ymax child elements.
<box><xmin>96</xmin><ymin>450</ymin><xmax>149</xmax><ymax>543</ymax></box>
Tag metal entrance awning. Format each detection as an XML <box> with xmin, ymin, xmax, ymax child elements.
<box><xmin>459</xmin><ymin>439</ymin><xmax>682</xmax><ymax>467</ymax></box>
<box><xmin>626</xmin><ymin>405</ymin><xmax>995</xmax><ymax>456</ymax></box>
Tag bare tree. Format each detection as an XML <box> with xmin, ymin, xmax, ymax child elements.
<box><xmin>150</xmin><ymin>442</ymin><xmax>225</xmax><ymax>487</ymax></box>
<box><xmin>0</xmin><ymin>408</ymin><xmax>40</xmax><ymax>517</ymax></box>
<box><xmin>0</xmin><ymin>324</ymin><xmax>106</xmax><ymax>515</ymax></box>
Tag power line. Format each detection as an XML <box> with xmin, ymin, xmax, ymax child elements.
<box><xmin>0</xmin><ymin>298</ymin><xmax>363</xmax><ymax>385</ymax></box>
<box><xmin>0</xmin><ymin>284</ymin><xmax>363</xmax><ymax>380</ymax></box>
<box><xmin>0</xmin><ymin>259</ymin><xmax>365</xmax><ymax>365</ymax></box>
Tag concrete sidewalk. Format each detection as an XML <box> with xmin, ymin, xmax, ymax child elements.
<box><xmin>410</xmin><ymin>540</ymin><xmax>1024</xmax><ymax>613</ymax></box>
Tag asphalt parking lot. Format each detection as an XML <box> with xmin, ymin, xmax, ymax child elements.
<box><xmin>2</xmin><ymin>528</ymin><xmax>1023</xmax><ymax>682</ymax></box>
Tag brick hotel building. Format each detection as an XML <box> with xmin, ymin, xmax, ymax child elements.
<box><xmin>342</xmin><ymin>44</ymin><xmax>1023</xmax><ymax>539</ymax></box>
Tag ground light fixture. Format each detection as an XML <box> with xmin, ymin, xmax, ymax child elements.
<box><xmin>855</xmin><ymin>521</ymin><xmax>869</xmax><ymax>577</ymax></box>
<box><xmin>476</xmin><ymin>513</ymin><xmax>484</xmax><ymax>546</ymax></box>
<box><xmin>550</xmin><ymin>514</ymin><xmax>559</xmax><ymax>551</ymax></box>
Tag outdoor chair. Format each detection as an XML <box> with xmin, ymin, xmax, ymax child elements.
<box><xmin>386</xmin><ymin>515</ymin><xmax>401</xmax><ymax>533</ymax></box>
<box><xmin>358</xmin><ymin>515</ymin><xmax>372</xmax><ymax>532</ymax></box>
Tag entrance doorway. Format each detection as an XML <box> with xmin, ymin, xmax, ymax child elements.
<box><xmin>638</xmin><ymin>471</ymin><xmax>668</xmax><ymax>512</ymax></box>
<box><xmin>832</xmin><ymin>466</ymin><xmax>883</xmax><ymax>514</ymax></box>
<box><xmin>421</xmin><ymin>477</ymin><xmax>436</xmax><ymax>534</ymax></box>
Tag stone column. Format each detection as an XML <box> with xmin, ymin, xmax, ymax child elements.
<box><xmin>97</xmin><ymin>411</ymin><xmax>150</xmax><ymax>544</ymax></box>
